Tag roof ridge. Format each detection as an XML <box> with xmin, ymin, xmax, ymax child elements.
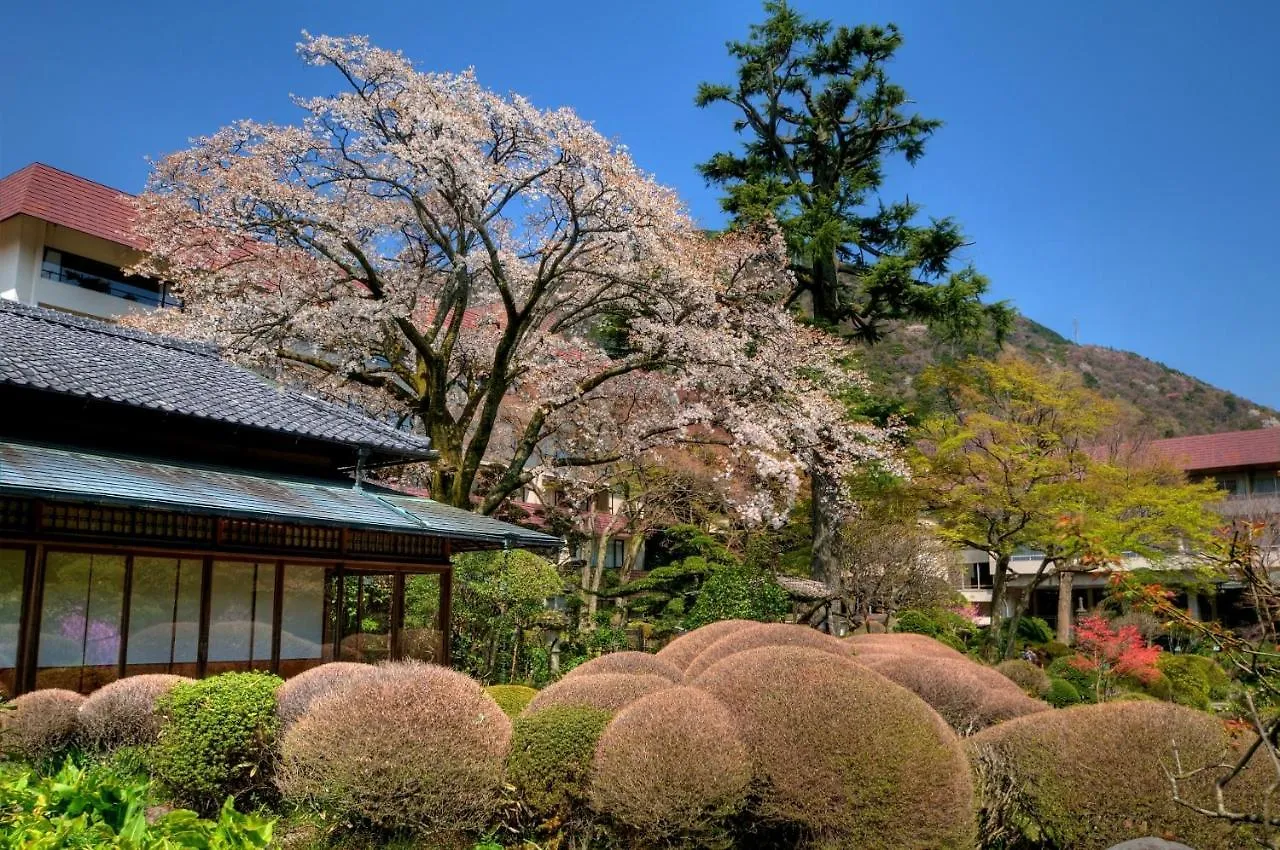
<box><xmin>0</xmin><ymin>161</ymin><xmax>137</xmax><ymax>198</ymax></box>
<box><xmin>0</xmin><ymin>299</ymin><xmax>217</xmax><ymax>357</ymax></box>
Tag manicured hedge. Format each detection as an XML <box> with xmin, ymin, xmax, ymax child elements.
<box><xmin>969</xmin><ymin>701</ymin><xmax>1268</xmax><ymax>849</ymax></box>
<box><xmin>78</xmin><ymin>674</ymin><xmax>190</xmax><ymax>752</ymax></box>
<box><xmin>562</xmin><ymin>651</ymin><xmax>682</xmax><ymax>683</ymax></box>
<box><xmin>524</xmin><ymin>673</ymin><xmax>673</xmax><ymax>715</ymax></box>
<box><xmin>0</xmin><ymin>688</ymin><xmax>83</xmax><ymax>765</ymax></box>
<box><xmin>996</xmin><ymin>659</ymin><xmax>1050</xmax><ymax>698</ymax></box>
<box><xmin>486</xmin><ymin>684</ymin><xmax>539</xmax><ymax>718</ymax></box>
<box><xmin>682</xmin><ymin>621</ymin><xmax>848</xmax><ymax>680</ymax></box>
<box><xmin>846</xmin><ymin>632</ymin><xmax>969</xmax><ymax>661</ymax></box>
<box><xmin>507</xmin><ymin>705</ymin><xmax>612</xmax><ymax>831</ymax></box>
<box><xmin>275</xmin><ymin>662</ymin><xmax>381</xmax><ymax>729</ymax></box>
<box><xmin>654</xmin><ymin>619</ymin><xmax>756</xmax><ymax>672</ymax></box>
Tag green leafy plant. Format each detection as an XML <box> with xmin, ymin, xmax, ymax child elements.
<box><xmin>1044</xmin><ymin>677</ymin><xmax>1081</xmax><ymax>707</ymax></box>
<box><xmin>685</xmin><ymin>563</ymin><xmax>789</xmax><ymax>628</ymax></box>
<box><xmin>153</xmin><ymin>672</ymin><xmax>281</xmax><ymax>816</ymax></box>
<box><xmin>507</xmin><ymin>705</ymin><xmax>612</xmax><ymax>840</ymax></box>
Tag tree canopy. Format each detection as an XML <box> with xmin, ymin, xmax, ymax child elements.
<box><xmin>697</xmin><ymin>1</ymin><xmax>1011</xmax><ymax>339</ymax></box>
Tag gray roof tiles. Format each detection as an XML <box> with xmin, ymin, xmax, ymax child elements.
<box><xmin>0</xmin><ymin>300</ymin><xmax>435</xmax><ymax>460</ymax></box>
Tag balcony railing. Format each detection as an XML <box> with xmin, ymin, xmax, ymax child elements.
<box><xmin>41</xmin><ymin>268</ymin><xmax>180</xmax><ymax>309</ymax></box>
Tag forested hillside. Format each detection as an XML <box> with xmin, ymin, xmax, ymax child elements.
<box><xmin>858</xmin><ymin>313</ymin><xmax>1279</xmax><ymax>437</ymax></box>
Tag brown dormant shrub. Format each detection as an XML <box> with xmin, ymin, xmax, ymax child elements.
<box><xmin>860</xmin><ymin>654</ymin><xmax>1048</xmax><ymax>735</ymax></box>
<box><xmin>693</xmin><ymin>646</ymin><xmax>976</xmax><ymax>848</ymax></box>
<box><xmin>590</xmin><ymin>686</ymin><xmax>750</xmax><ymax>846</ymax></box>
<box><xmin>846</xmin><ymin>632</ymin><xmax>968</xmax><ymax>660</ymax></box>
<box><xmin>969</xmin><ymin>701</ymin><xmax>1268</xmax><ymax>849</ymax></box>
<box><xmin>1</xmin><ymin>688</ymin><xmax>84</xmax><ymax>764</ymax></box>
<box><xmin>275</xmin><ymin>662</ymin><xmax>381</xmax><ymax>729</ymax></box>
<box><xmin>78</xmin><ymin>674</ymin><xmax>189</xmax><ymax>751</ymax></box>
<box><xmin>682</xmin><ymin>622</ymin><xmax>848</xmax><ymax>680</ymax></box>
<box><xmin>654</xmin><ymin>619</ymin><xmax>756</xmax><ymax>672</ymax></box>
<box><xmin>524</xmin><ymin>673</ymin><xmax>672</xmax><ymax>716</ymax></box>
<box><xmin>995</xmin><ymin>659</ymin><xmax>1050</xmax><ymax>698</ymax></box>
<box><xmin>278</xmin><ymin>661</ymin><xmax>511</xmax><ymax>837</ymax></box>
<box><xmin>563</xmin><ymin>651</ymin><xmax>682</xmax><ymax>683</ymax></box>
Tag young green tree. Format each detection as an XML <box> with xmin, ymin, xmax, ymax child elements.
<box><xmin>451</xmin><ymin>549</ymin><xmax>563</xmax><ymax>683</ymax></box>
<box><xmin>914</xmin><ymin>356</ymin><xmax>1221</xmax><ymax>658</ymax></box>
<box><xmin>696</xmin><ymin>1</ymin><xmax>1011</xmax><ymax>339</ymax></box>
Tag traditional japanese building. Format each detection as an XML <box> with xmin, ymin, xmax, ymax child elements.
<box><xmin>0</xmin><ymin>300</ymin><xmax>558</xmax><ymax>696</ymax></box>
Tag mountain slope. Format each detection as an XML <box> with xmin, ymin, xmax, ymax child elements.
<box><xmin>857</xmin><ymin>313</ymin><xmax>1279</xmax><ymax>438</ymax></box>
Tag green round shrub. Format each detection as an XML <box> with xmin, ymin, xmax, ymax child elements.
<box><xmin>1138</xmin><ymin>671</ymin><xmax>1174</xmax><ymax>701</ymax></box>
<box><xmin>486</xmin><ymin>684</ymin><xmax>539</xmax><ymax>718</ymax></box>
<box><xmin>276</xmin><ymin>662</ymin><xmax>381</xmax><ymax>729</ymax></box>
<box><xmin>694</xmin><ymin>646</ymin><xmax>976</xmax><ymax>848</ymax></box>
<box><xmin>996</xmin><ymin>659</ymin><xmax>1050</xmax><ymax>697</ymax></box>
<box><xmin>969</xmin><ymin>701</ymin><xmax>1270</xmax><ymax>849</ymax></box>
<box><xmin>1042</xmin><ymin>640</ymin><xmax>1072</xmax><ymax>659</ymax></box>
<box><xmin>1047</xmin><ymin>654</ymin><xmax>1098</xmax><ymax>702</ymax></box>
<box><xmin>525</xmin><ymin>673</ymin><xmax>672</xmax><ymax>715</ymax></box>
<box><xmin>1158</xmin><ymin>654</ymin><xmax>1230</xmax><ymax>710</ymax></box>
<box><xmin>78</xmin><ymin>674</ymin><xmax>190</xmax><ymax>752</ymax></box>
<box><xmin>507</xmin><ymin>705</ymin><xmax>612</xmax><ymax>828</ymax></box>
<box><xmin>0</xmin><ymin>688</ymin><xmax>83</xmax><ymax>765</ymax></box>
<box><xmin>279</xmin><ymin>661</ymin><xmax>510</xmax><ymax>837</ymax></box>
<box><xmin>653</xmin><ymin>620</ymin><xmax>756</xmax><ymax>672</ymax></box>
<box><xmin>1044</xmin><ymin>677</ymin><xmax>1081</xmax><ymax>707</ymax></box>
<box><xmin>684</xmin><ymin>563</ymin><xmax>789</xmax><ymax>628</ymax></box>
<box><xmin>682</xmin><ymin>622</ymin><xmax>848</xmax><ymax>680</ymax></box>
<box><xmin>562</xmin><ymin>651</ymin><xmax>682</xmax><ymax>683</ymax></box>
<box><xmin>590</xmin><ymin>686</ymin><xmax>750</xmax><ymax>846</ymax></box>
<box><xmin>153</xmin><ymin>672</ymin><xmax>281</xmax><ymax>815</ymax></box>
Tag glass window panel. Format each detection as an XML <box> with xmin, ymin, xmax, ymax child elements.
<box><xmin>251</xmin><ymin>563</ymin><xmax>276</xmax><ymax>665</ymax></box>
<box><xmin>126</xmin><ymin>558</ymin><xmax>201</xmax><ymax>672</ymax></box>
<box><xmin>37</xmin><ymin>552</ymin><xmax>125</xmax><ymax>692</ymax></box>
<box><xmin>0</xmin><ymin>549</ymin><xmax>25</xmax><ymax>698</ymax></box>
<box><xmin>401</xmin><ymin>573</ymin><xmax>442</xmax><ymax>663</ymax></box>
<box><xmin>1254</xmin><ymin>473</ymin><xmax>1278</xmax><ymax>494</ymax></box>
<box><xmin>339</xmin><ymin>574</ymin><xmax>393</xmax><ymax>663</ymax></box>
<box><xmin>208</xmin><ymin>561</ymin><xmax>256</xmax><ymax>664</ymax></box>
<box><xmin>279</xmin><ymin>566</ymin><xmax>325</xmax><ymax>661</ymax></box>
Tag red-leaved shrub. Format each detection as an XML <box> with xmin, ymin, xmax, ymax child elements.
<box><xmin>693</xmin><ymin>646</ymin><xmax>976</xmax><ymax>848</ymax></box>
<box><xmin>275</xmin><ymin>662</ymin><xmax>381</xmax><ymax>729</ymax></box>
<box><xmin>78</xmin><ymin>674</ymin><xmax>190</xmax><ymax>751</ymax></box>
<box><xmin>1</xmin><ymin>688</ymin><xmax>84</xmax><ymax>764</ymax></box>
<box><xmin>860</xmin><ymin>654</ymin><xmax>1048</xmax><ymax>734</ymax></box>
<box><xmin>590</xmin><ymin>686</ymin><xmax>750</xmax><ymax>845</ymax></box>
<box><xmin>969</xmin><ymin>701</ymin><xmax>1269</xmax><ymax>849</ymax></box>
<box><xmin>524</xmin><ymin>673</ymin><xmax>673</xmax><ymax>716</ymax></box>
<box><xmin>682</xmin><ymin>622</ymin><xmax>848</xmax><ymax>680</ymax></box>
<box><xmin>278</xmin><ymin>661</ymin><xmax>511</xmax><ymax>837</ymax></box>
<box><xmin>846</xmin><ymin>632</ymin><xmax>967</xmax><ymax>660</ymax></box>
<box><xmin>563</xmin><ymin>651</ymin><xmax>682</xmax><ymax>683</ymax></box>
<box><xmin>654</xmin><ymin>619</ymin><xmax>756</xmax><ymax>672</ymax></box>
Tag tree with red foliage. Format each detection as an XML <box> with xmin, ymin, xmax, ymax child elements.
<box><xmin>1070</xmin><ymin>613</ymin><xmax>1162</xmax><ymax>702</ymax></box>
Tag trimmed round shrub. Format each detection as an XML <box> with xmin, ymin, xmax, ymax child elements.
<box><xmin>654</xmin><ymin>619</ymin><xmax>756</xmax><ymax>672</ymax></box>
<box><xmin>694</xmin><ymin>646</ymin><xmax>976</xmax><ymax>848</ymax></box>
<box><xmin>846</xmin><ymin>632</ymin><xmax>968</xmax><ymax>660</ymax></box>
<box><xmin>1048</xmin><ymin>654</ymin><xmax>1099</xmax><ymax>702</ymax></box>
<box><xmin>563</xmin><ymin>651</ymin><xmax>682</xmax><ymax>683</ymax></box>
<box><xmin>78</xmin><ymin>674</ymin><xmax>189</xmax><ymax>752</ymax></box>
<box><xmin>1044</xmin><ymin>677</ymin><xmax>1081</xmax><ymax>707</ymax></box>
<box><xmin>276</xmin><ymin>662</ymin><xmax>381</xmax><ymax>729</ymax></box>
<box><xmin>996</xmin><ymin>659</ymin><xmax>1050</xmax><ymax>697</ymax></box>
<box><xmin>591</xmin><ymin>686</ymin><xmax>750</xmax><ymax>846</ymax></box>
<box><xmin>861</xmin><ymin>654</ymin><xmax>1048</xmax><ymax>735</ymax></box>
<box><xmin>1158</xmin><ymin>654</ymin><xmax>1231</xmax><ymax>710</ymax></box>
<box><xmin>507</xmin><ymin>705</ymin><xmax>612</xmax><ymax>828</ymax></box>
<box><xmin>969</xmin><ymin>701</ymin><xmax>1269</xmax><ymax>850</ymax></box>
<box><xmin>487</xmin><ymin>684</ymin><xmax>539</xmax><ymax>718</ymax></box>
<box><xmin>682</xmin><ymin>622</ymin><xmax>847</xmax><ymax>680</ymax></box>
<box><xmin>524</xmin><ymin>673</ymin><xmax>672</xmax><ymax>716</ymax></box>
<box><xmin>153</xmin><ymin>672</ymin><xmax>281</xmax><ymax>815</ymax></box>
<box><xmin>0</xmin><ymin>688</ymin><xmax>84</xmax><ymax>764</ymax></box>
<box><xmin>1042</xmin><ymin>640</ymin><xmax>1072</xmax><ymax>659</ymax></box>
<box><xmin>279</xmin><ymin>661</ymin><xmax>511</xmax><ymax>837</ymax></box>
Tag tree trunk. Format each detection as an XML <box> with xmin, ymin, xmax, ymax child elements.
<box><xmin>985</xmin><ymin>554</ymin><xmax>1012</xmax><ymax>661</ymax></box>
<box><xmin>809</xmin><ymin>462</ymin><xmax>842</xmax><ymax>635</ymax></box>
<box><xmin>620</xmin><ymin>533</ymin><xmax>645</xmax><ymax>586</ymax></box>
<box><xmin>1001</xmin><ymin>557</ymin><xmax>1054</xmax><ymax>660</ymax></box>
<box><xmin>808</xmin><ymin>251</ymin><xmax>842</xmax><ymax>325</ymax></box>
<box><xmin>585</xmin><ymin>531</ymin><xmax>610</xmax><ymax>625</ymax></box>
<box><xmin>1057</xmin><ymin>570</ymin><xmax>1075</xmax><ymax>644</ymax></box>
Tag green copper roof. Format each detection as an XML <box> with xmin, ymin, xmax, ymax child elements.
<box><xmin>0</xmin><ymin>440</ymin><xmax>560</xmax><ymax>551</ymax></box>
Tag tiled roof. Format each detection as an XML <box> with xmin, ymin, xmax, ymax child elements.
<box><xmin>0</xmin><ymin>440</ymin><xmax>561</xmax><ymax>550</ymax></box>
<box><xmin>0</xmin><ymin>299</ymin><xmax>436</xmax><ymax>460</ymax></box>
<box><xmin>0</xmin><ymin>163</ymin><xmax>142</xmax><ymax>249</ymax></box>
<box><xmin>1148</xmin><ymin>428</ymin><xmax>1280</xmax><ymax>472</ymax></box>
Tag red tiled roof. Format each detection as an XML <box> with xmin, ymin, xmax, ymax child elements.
<box><xmin>0</xmin><ymin>163</ymin><xmax>142</xmax><ymax>249</ymax></box>
<box><xmin>1148</xmin><ymin>428</ymin><xmax>1280</xmax><ymax>473</ymax></box>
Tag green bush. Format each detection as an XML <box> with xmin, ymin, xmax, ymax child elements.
<box><xmin>893</xmin><ymin>607</ymin><xmax>978</xmax><ymax>651</ymax></box>
<box><xmin>1138</xmin><ymin>671</ymin><xmax>1173</xmax><ymax>702</ymax></box>
<box><xmin>684</xmin><ymin>564</ymin><xmax>789</xmax><ymax>629</ymax></box>
<box><xmin>486</xmin><ymin>684</ymin><xmax>538</xmax><ymax>718</ymax></box>
<box><xmin>1042</xmin><ymin>641</ymin><xmax>1072</xmax><ymax>660</ymax></box>
<box><xmin>1047</xmin><ymin>655</ymin><xmax>1098</xmax><ymax>703</ymax></box>
<box><xmin>507</xmin><ymin>705</ymin><xmax>612</xmax><ymax>830</ymax></box>
<box><xmin>153</xmin><ymin>672</ymin><xmax>281</xmax><ymax>816</ymax></box>
<box><xmin>996</xmin><ymin>659</ymin><xmax>1050</xmax><ymax>697</ymax></box>
<box><xmin>1158</xmin><ymin>654</ymin><xmax>1231</xmax><ymax>710</ymax></box>
<box><xmin>1044</xmin><ymin>677</ymin><xmax>1081</xmax><ymax>707</ymax></box>
<box><xmin>0</xmin><ymin>759</ymin><xmax>273</xmax><ymax>849</ymax></box>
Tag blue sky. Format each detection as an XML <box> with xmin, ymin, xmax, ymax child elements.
<box><xmin>3</xmin><ymin>1</ymin><xmax>1278</xmax><ymax>407</ymax></box>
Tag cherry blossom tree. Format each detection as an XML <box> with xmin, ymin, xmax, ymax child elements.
<box><xmin>130</xmin><ymin>34</ymin><xmax>897</xmax><ymax>519</ymax></box>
